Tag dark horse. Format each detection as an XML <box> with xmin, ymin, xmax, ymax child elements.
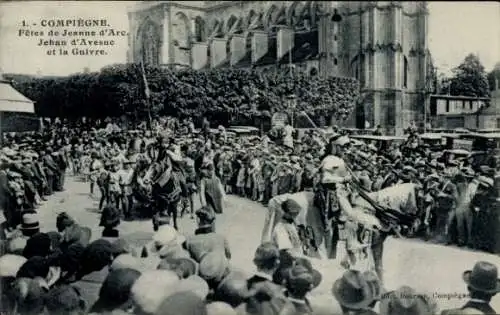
<box><xmin>150</xmin><ymin>150</ymin><xmax>187</xmax><ymax>230</ymax></box>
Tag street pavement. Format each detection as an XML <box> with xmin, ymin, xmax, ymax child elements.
<box><xmin>16</xmin><ymin>176</ymin><xmax>500</xmax><ymax>313</ymax></box>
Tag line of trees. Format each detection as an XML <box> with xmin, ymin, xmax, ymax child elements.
<box><xmin>4</xmin><ymin>64</ymin><xmax>360</xmax><ymax>125</ymax></box>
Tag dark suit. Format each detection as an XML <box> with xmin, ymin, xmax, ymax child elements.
<box><xmin>43</xmin><ymin>155</ymin><xmax>58</xmax><ymax>194</ymax></box>
<box><xmin>441</xmin><ymin>300</ymin><xmax>496</xmax><ymax>315</ymax></box>
<box><xmin>184</xmin><ymin>228</ymin><xmax>231</xmax><ymax>262</ymax></box>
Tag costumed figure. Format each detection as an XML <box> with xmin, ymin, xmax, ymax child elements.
<box><xmin>147</xmin><ymin>147</ymin><xmax>187</xmax><ymax>231</ymax></box>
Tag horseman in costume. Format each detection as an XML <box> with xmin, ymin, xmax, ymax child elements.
<box><xmin>146</xmin><ymin>137</ymin><xmax>187</xmax><ymax>231</ymax></box>
<box><xmin>314</xmin><ymin>134</ymin><xmax>382</xmax><ymax>258</ymax></box>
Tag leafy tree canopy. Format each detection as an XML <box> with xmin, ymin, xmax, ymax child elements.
<box><xmin>449</xmin><ymin>53</ymin><xmax>490</xmax><ymax>98</ymax></box>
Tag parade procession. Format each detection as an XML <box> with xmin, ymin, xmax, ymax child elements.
<box><xmin>1</xmin><ymin>1</ymin><xmax>500</xmax><ymax>315</ymax></box>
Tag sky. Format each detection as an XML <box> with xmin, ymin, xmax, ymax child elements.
<box><xmin>0</xmin><ymin>1</ymin><xmax>499</xmax><ymax>76</ymax></box>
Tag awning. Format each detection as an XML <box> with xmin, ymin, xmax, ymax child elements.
<box><xmin>0</xmin><ymin>80</ymin><xmax>35</xmax><ymax>113</ymax></box>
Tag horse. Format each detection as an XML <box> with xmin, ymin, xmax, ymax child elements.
<box><xmin>147</xmin><ymin>153</ymin><xmax>187</xmax><ymax>230</ymax></box>
<box><xmin>261</xmin><ymin>183</ymin><xmax>419</xmax><ymax>280</ymax></box>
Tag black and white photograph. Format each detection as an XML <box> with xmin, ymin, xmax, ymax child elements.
<box><xmin>0</xmin><ymin>1</ymin><xmax>499</xmax><ymax>314</ymax></box>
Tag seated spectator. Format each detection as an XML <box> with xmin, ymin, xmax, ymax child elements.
<box><xmin>184</xmin><ymin>207</ymin><xmax>231</xmax><ymax>262</ymax></box>
<box><xmin>441</xmin><ymin>261</ymin><xmax>500</xmax><ymax>315</ymax></box>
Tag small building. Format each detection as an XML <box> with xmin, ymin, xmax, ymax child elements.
<box><xmin>429</xmin><ymin>94</ymin><xmax>496</xmax><ymax>130</ymax></box>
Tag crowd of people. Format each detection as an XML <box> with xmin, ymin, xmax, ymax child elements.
<box><xmin>0</xmin><ymin>116</ymin><xmax>499</xmax><ymax>315</ymax></box>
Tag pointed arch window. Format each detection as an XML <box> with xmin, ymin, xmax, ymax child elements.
<box><xmin>140</xmin><ymin>21</ymin><xmax>160</xmax><ymax>66</ymax></box>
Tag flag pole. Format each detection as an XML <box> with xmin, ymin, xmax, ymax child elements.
<box><xmin>140</xmin><ymin>61</ymin><xmax>153</xmax><ymax>130</ymax></box>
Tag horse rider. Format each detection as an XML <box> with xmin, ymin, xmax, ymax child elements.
<box><xmin>314</xmin><ymin>134</ymin><xmax>381</xmax><ymax>260</ymax></box>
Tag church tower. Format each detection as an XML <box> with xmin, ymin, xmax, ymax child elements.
<box><xmin>128</xmin><ymin>1</ymin><xmax>429</xmax><ymax>134</ymax></box>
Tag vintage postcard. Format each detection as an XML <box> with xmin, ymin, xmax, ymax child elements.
<box><xmin>0</xmin><ymin>1</ymin><xmax>499</xmax><ymax>314</ymax></box>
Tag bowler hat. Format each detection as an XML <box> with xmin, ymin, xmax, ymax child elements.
<box><xmin>332</xmin><ymin>270</ymin><xmax>382</xmax><ymax>310</ymax></box>
<box><xmin>462</xmin><ymin>261</ymin><xmax>500</xmax><ymax>293</ymax></box>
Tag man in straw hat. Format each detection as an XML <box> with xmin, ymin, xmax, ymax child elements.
<box><xmin>441</xmin><ymin>261</ymin><xmax>500</xmax><ymax>314</ymax></box>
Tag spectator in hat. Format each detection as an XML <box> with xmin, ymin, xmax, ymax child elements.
<box><xmin>176</xmin><ymin>274</ymin><xmax>209</xmax><ymax>300</ymax></box>
<box><xmin>271</xmin><ymin>198</ymin><xmax>302</xmax><ymax>255</ymax></box>
<box><xmin>206</xmin><ymin>302</ymin><xmax>237</xmax><ymax>315</ymax></box>
<box><xmin>73</xmin><ymin>239</ymin><xmax>117</xmax><ymax>308</ymax></box>
<box><xmin>213</xmin><ymin>270</ymin><xmax>252</xmax><ymax>309</ymax></box>
<box><xmin>157</xmin><ymin>257</ymin><xmax>198</xmax><ymax>279</ymax></box>
<box><xmin>442</xmin><ymin>261</ymin><xmax>500</xmax><ymax>314</ymax></box>
<box><xmin>184</xmin><ymin>207</ymin><xmax>231</xmax><ymax>263</ymax></box>
<box><xmin>332</xmin><ymin>270</ymin><xmax>382</xmax><ymax>315</ymax></box>
<box><xmin>89</xmin><ymin>268</ymin><xmax>141</xmax><ymax>314</ymax></box>
<box><xmin>19</xmin><ymin>212</ymin><xmax>40</xmax><ymax>237</ymax></box>
<box><xmin>130</xmin><ymin>270</ymin><xmax>180</xmax><ymax>315</ymax></box>
<box><xmin>141</xmin><ymin>225</ymin><xmax>188</xmax><ymax>261</ymax></box>
<box><xmin>283</xmin><ymin>265</ymin><xmax>314</xmax><ymax>315</ymax></box>
<box><xmin>155</xmin><ymin>291</ymin><xmax>207</xmax><ymax>315</ymax></box>
<box><xmin>100</xmin><ymin>205</ymin><xmax>121</xmax><ymax>238</ymax></box>
<box><xmin>380</xmin><ymin>286</ymin><xmax>436</xmax><ymax>315</ymax></box>
<box><xmin>57</xmin><ymin>212</ymin><xmax>91</xmax><ymax>251</ymax></box>
<box><xmin>248</xmin><ymin>243</ymin><xmax>281</xmax><ymax>290</ymax></box>
<box><xmin>23</xmin><ymin>232</ymin><xmax>51</xmax><ymax>259</ymax></box>
<box><xmin>45</xmin><ymin>285</ymin><xmax>86</xmax><ymax>315</ymax></box>
<box><xmin>198</xmin><ymin>251</ymin><xmax>231</xmax><ymax>290</ymax></box>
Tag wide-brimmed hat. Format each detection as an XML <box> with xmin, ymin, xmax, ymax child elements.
<box><xmin>90</xmin><ymin>268</ymin><xmax>141</xmax><ymax>313</ymax></box>
<box><xmin>332</xmin><ymin>270</ymin><xmax>382</xmax><ymax>310</ymax></box>
<box><xmin>131</xmin><ymin>270</ymin><xmax>180</xmax><ymax>315</ymax></box>
<box><xmin>20</xmin><ymin>213</ymin><xmax>40</xmax><ymax>232</ymax></box>
<box><xmin>379</xmin><ymin>286</ymin><xmax>435</xmax><ymax>315</ymax></box>
<box><xmin>176</xmin><ymin>275</ymin><xmax>209</xmax><ymax>300</ymax></box>
<box><xmin>462</xmin><ymin>261</ymin><xmax>500</xmax><ymax>293</ymax></box>
<box><xmin>281</xmin><ymin>199</ymin><xmax>301</xmax><ymax>220</ymax></box>
<box><xmin>199</xmin><ymin>252</ymin><xmax>229</xmax><ymax>282</ymax></box>
<box><xmin>153</xmin><ymin>225</ymin><xmax>186</xmax><ymax>248</ymax></box>
<box><xmin>294</xmin><ymin>257</ymin><xmax>322</xmax><ymax>288</ymax></box>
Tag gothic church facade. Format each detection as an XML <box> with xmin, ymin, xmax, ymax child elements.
<box><xmin>128</xmin><ymin>1</ymin><xmax>430</xmax><ymax>134</ymax></box>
